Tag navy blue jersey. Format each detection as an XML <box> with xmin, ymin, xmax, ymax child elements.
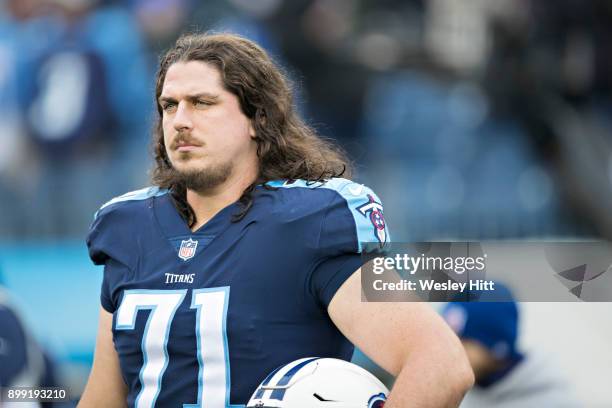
<box><xmin>87</xmin><ymin>178</ymin><xmax>389</xmax><ymax>407</ymax></box>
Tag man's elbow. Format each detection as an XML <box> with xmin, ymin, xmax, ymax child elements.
<box><xmin>448</xmin><ymin>349</ymin><xmax>475</xmax><ymax>400</ymax></box>
<box><xmin>456</xmin><ymin>357</ymin><xmax>475</xmax><ymax>395</ymax></box>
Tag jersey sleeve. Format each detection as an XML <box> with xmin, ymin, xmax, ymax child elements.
<box><xmin>86</xmin><ymin>205</ymin><xmax>137</xmax><ymax>268</ymax></box>
<box><xmin>86</xmin><ymin>203</ymin><xmax>139</xmax><ymax>313</ymax></box>
<box><xmin>99</xmin><ymin>259</ymin><xmax>130</xmax><ymax>313</ymax></box>
<box><xmin>310</xmin><ymin>182</ymin><xmax>390</xmax><ymax>308</ymax></box>
<box><xmin>100</xmin><ymin>265</ymin><xmax>112</xmax><ymax>313</ymax></box>
<box><xmin>87</xmin><ymin>186</ymin><xmax>164</xmax><ymax>267</ymax></box>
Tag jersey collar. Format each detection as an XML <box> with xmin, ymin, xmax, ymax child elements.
<box><xmin>152</xmin><ymin>192</ymin><xmax>241</xmax><ymax>260</ymax></box>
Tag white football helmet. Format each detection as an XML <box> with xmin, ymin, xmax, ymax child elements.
<box><xmin>246</xmin><ymin>357</ymin><xmax>389</xmax><ymax>408</ymax></box>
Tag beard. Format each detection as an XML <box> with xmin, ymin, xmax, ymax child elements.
<box><xmin>165</xmin><ymin>159</ymin><xmax>233</xmax><ymax>193</ymax></box>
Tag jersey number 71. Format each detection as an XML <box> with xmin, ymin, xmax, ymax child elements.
<box><xmin>116</xmin><ymin>287</ymin><xmax>238</xmax><ymax>408</ymax></box>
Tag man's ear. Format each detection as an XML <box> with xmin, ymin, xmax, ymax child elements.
<box><xmin>249</xmin><ymin>122</ymin><xmax>256</xmax><ymax>139</ymax></box>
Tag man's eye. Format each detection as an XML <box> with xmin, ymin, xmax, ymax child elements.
<box><xmin>162</xmin><ymin>103</ymin><xmax>176</xmax><ymax>112</ymax></box>
<box><xmin>195</xmin><ymin>100</ymin><xmax>212</xmax><ymax>108</ymax></box>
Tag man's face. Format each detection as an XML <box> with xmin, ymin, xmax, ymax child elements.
<box><xmin>159</xmin><ymin>61</ymin><xmax>257</xmax><ymax>191</ymax></box>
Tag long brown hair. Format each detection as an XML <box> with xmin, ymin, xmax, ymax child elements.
<box><xmin>151</xmin><ymin>32</ymin><xmax>351</xmax><ymax>226</ymax></box>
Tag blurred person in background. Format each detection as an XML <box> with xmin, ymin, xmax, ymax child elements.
<box><xmin>441</xmin><ymin>285</ymin><xmax>580</xmax><ymax>407</ymax></box>
<box><xmin>480</xmin><ymin>0</ymin><xmax>612</xmax><ymax>239</ymax></box>
<box><xmin>0</xmin><ymin>0</ymin><xmax>151</xmax><ymax>238</ymax></box>
<box><xmin>0</xmin><ymin>0</ymin><xmax>47</xmax><ymax>237</ymax></box>
<box><xmin>0</xmin><ymin>280</ymin><xmax>64</xmax><ymax>407</ymax></box>
<box><xmin>24</xmin><ymin>0</ymin><xmax>151</xmax><ymax>237</ymax></box>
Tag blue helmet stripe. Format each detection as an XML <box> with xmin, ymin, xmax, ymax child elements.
<box><xmin>269</xmin><ymin>357</ymin><xmax>320</xmax><ymax>400</ymax></box>
<box><xmin>253</xmin><ymin>364</ymin><xmax>285</xmax><ymax>399</ymax></box>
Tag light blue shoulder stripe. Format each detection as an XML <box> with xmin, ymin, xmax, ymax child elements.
<box><xmin>267</xmin><ymin>178</ymin><xmax>390</xmax><ymax>251</ymax></box>
<box><xmin>266</xmin><ymin>178</ymin><xmax>352</xmax><ymax>191</ymax></box>
<box><xmin>94</xmin><ymin>186</ymin><xmax>168</xmax><ymax>220</ymax></box>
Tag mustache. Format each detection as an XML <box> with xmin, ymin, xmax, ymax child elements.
<box><xmin>170</xmin><ymin>132</ymin><xmax>203</xmax><ymax>150</ymax></box>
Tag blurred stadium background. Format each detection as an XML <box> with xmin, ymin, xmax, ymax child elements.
<box><xmin>1</xmin><ymin>0</ymin><xmax>611</xmax><ymax>405</ymax></box>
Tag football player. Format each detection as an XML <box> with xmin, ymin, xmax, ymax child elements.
<box><xmin>442</xmin><ymin>285</ymin><xmax>580</xmax><ymax>407</ymax></box>
<box><xmin>78</xmin><ymin>33</ymin><xmax>473</xmax><ymax>407</ymax></box>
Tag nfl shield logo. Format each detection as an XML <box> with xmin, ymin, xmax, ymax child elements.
<box><xmin>178</xmin><ymin>238</ymin><xmax>198</xmax><ymax>261</ymax></box>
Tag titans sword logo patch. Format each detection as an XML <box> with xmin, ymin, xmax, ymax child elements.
<box><xmin>357</xmin><ymin>194</ymin><xmax>387</xmax><ymax>245</ymax></box>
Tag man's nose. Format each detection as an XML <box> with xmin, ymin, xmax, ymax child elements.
<box><xmin>173</xmin><ymin>102</ymin><xmax>193</xmax><ymax>131</ymax></box>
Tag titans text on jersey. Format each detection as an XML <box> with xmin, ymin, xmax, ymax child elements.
<box><xmin>86</xmin><ymin>178</ymin><xmax>389</xmax><ymax>407</ymax></box>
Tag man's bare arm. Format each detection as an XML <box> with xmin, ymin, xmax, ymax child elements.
<box><xmin>78</xmin><ymin>308</ymin><xmax>127</xmax><ymax>408</ymax></box>
<box><xmin>328</xmin><ymin>269</ymin><xmax>474</xmax><ymax>407</ymax></box>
